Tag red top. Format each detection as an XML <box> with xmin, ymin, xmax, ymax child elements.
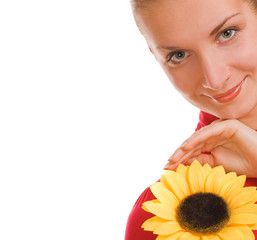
<box><xmin>125</xmin><ymin>111</ymin><xmax>257</xmax><ymax>239</ymax></box>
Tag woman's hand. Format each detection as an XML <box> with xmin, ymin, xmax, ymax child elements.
<box><xmin>165</xmin><ymin>119</ymin><xmax>257</xmax><ymax>177</ymax></box>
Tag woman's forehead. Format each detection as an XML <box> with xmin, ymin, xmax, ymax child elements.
<box><xmin>139</xmin><ymin>0</ymin><xmax>243</xmax><ymax>25</ymax></box>
<box><xmin>137</xmin><ymin>0</ymin><xmax>245</xmax><ymax>44</ymax></box>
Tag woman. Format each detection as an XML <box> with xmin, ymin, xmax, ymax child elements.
<box><xmin>126</xmin><ymin>0</ymin><xmax>257</xmax><ymax>239</ymax></box>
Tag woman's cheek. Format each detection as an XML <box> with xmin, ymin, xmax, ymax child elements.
<box><xmin>164</xmin><ymin>65</ymin><xmax>200</xmax><ymax>97</ymax></box>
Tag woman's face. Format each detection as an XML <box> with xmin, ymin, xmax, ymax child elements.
<box><xmin>137</xmin><ymin>0</ymin><xmax>257</xmax><ymax>124</ymax></box>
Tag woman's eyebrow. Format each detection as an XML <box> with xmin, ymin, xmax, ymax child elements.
<box><xmin>157</xmin><ymin>12</ymin><xmax>242</xmax><ymax>51</ymax></box>
<box><xmin>157</xmin><ymin>46</ymin><xmax>180</xmax><ymax>51</ymax></box>
<box><xmin>209</xmin><ymin>12</ymin><xmax>241</xmax><ymax>37</ymax></box>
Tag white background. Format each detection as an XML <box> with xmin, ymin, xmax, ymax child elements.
<box><xmin>0</xmin><ymin>1</ymin><xmax>199</xmax><ymax>239</ymax></box>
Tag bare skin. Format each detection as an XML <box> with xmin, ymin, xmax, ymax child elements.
<box><xmin>134</xmin><ymin>0</ymin><xmax>257</xmax><ymax>177</ymax></box>
<box><xmin>165</xmin><ymin>119</ymin><xmax>257</xmax><ymax>177</ymax></box>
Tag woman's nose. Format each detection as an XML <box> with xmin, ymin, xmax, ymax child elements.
<box><xmin>200</xmin><ymin>55</ymin><xmax>230</xmax><ymax>90</ymax></box>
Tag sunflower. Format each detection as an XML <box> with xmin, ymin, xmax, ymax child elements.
<box><xmin>142</xmin><ymin>160</ymin><xmax>257</xmax><ymax>240</ymax></box>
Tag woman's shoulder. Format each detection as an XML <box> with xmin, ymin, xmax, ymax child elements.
<box><xmin>125</xmin><ymin>183</ymin><xmax>158</xmax><ymax>240</ymax></box>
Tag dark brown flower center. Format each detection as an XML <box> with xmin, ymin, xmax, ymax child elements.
<box><xmin>177</xmin><ymin>192</ymin><xmax>230</xmax><ymax>234</ymax></box>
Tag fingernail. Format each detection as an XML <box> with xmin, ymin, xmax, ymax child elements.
<box><xmin>164</xmin><ymin>162</ymin><xmax>171</xmax><ymax>169</ymax></box>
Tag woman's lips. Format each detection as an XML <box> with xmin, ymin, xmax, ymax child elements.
<box><xmin>211</xmin><ymin>78</ymin><xmax>246</xmax><ymax>103</ymax></box>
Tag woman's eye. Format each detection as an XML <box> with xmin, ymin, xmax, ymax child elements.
<box><xmin>217</xmin><ymin>29</ymin><xmax>237</xmax><ymax>42</ymax></box>
<box><xmin>168</xmin><ymin>51</ymin><xmax>189</xmax><ymax>64</ymax></box>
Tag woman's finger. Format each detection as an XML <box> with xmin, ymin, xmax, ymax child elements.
<box><xmin>180</xmin><ymin>121</ymin><xmax>233</xmax><ymax>150</ymax></box>
<box><xmin>165</xmin><ymin>146</ymin><xmax>204</xmax><ymax>169</ymax></box>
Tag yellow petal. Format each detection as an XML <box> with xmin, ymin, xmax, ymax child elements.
<box><xmin>205</xmin><ymin>166</ymin><xmax>226</xmax><ymax>192</ymax></box>
<box><xmin>164</xmin><ymin>170</ymin><xmax>190</xmax><ymax>200</ymax></box>
<box><xmin>217</xmin><ymin>227</ymin><xmax>245</xmax><ymax>240</ymax></box>
<box><xmin>201</xmin><ymin>235</ymin><xmax>221</xmax><ymax>240</ymax></box>
<box><xmin>142</xmin><ymin>205</ymin><xmax>150</xmax><ymax>213</ymax></box>
<box><xmin>202</xmin><ymin>163</ymin><xmax>213</xmax><ymax>178</ymax></box>
<box><xmin>245</xmin><ymin>186</ymin><xmax>257</xmax><ymax>192</ymax></box>
<box><xmin>229</xmin><ymin>204</ymin><xmax>257</xmax><ymax>225</ymax></box>
<box><xmin>156</xmin><ymin>231</ymin><xmax>184</xmax><ymax>240</ymax></box>
<box><xmin>223</xmin><ymin>171</ymin><xmax>237</xmax><ymax>179</ymax></box>
<box><xmin>205</xmin><ymin>167</ymin><xmax>225</xmax><ymax>194</ymax></box>
<box><xmin>219</xmin><ymin>175</ymin><xmax>246</xmax><ymax>201</ymax></box>
<box><xmin>232</xmin><ymin>203</ymin><xmax>257</xmax><ymax>214</ymax></box>
<box><xmin>238</xmin><ymin>226</ymin><xmax>255</xmax><ymax>240</ymax></box>
<box><xmin>154</xmin><ymin>220</ymin><xmax>182</xmax><ymax>235</ymax></box>
<box><xmin>188</xmin><ymin>160</ymin><xmax>205</xmax><ymax>193</ymax></box>
<box><xmin>213</xmin><ymin>165</ymin><xmax>226</xmax><ymax>174</ymax></box>
<box><xmin>161</xmin><ymin>174</ymin><xmax>169</xmax><ymax>188</ymax></box>
<box><xmin>227</xmin><ymin>187</ymin><xmax>257</xmax><ymax>208</ymax></box>
<box><xmin>176</xmin><ymin>164</ymin><xmax>189</xmax><ymax>179</ymax></box>
<box><xmin>230</xmin><ymin>190</ymin><xmax>257</xmax><ymax>209</ymax></box>
<box><xmin>229</xmin><ymin>213</ymin><xmax>257</xmax><ymax>225</ymax></box>
<box><xmin>150</xmin><ymin>182</ymin><xmax>179</xmax><ymax>206</ymax></box>
<box><xmin>179</xmin><ymin>232</ymin><xmax>200</xmax><ymax>240</ymax></box>
<box><xmin>249</xmin><ymin>223</ymin><xmax>257</xmax><ymax>230</ymax></box>
<box><xmin>142</xmin><ymin>199</ymin><xmax>160</xmax><ymax>212</ymax></box>
<box><xmin>142</xmin><ymin>201</ymin><xmax>176</xmax><ymax>220</ymax></box>
<box><xmin>219</xmin><ymin>172</ymin><xmax>237</xmax><ymax>188</ymax></box>
<box><xmin>142</xmin><ymin>216</ymin><xmax>166</xmax><ymax>231</ymax></box>
<box><xmin>156</xmin><ymin>235</ymin><xmax>167</xmax><ymax>240</ymax></box>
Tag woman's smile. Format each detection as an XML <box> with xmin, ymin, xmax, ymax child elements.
<box><xmin>128</xmin><ymin>0</ymin><xmax>257</xmax><ymax>238</ymax></box>
<box><xmin>137</xmin><ymin>0</ymin><xmax>257</xmax><ymax>121</ymax></box>
<box><xmin>209</xmin><ymin>77</ymin><xmax>246</xmax><ymax>103</ymax></box>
